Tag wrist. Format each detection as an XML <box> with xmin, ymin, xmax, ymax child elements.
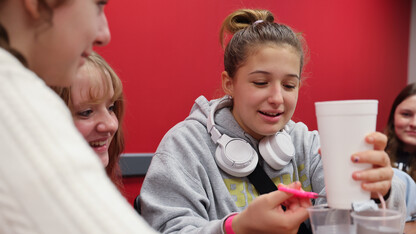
<box><xmin>224</xmin><ymin>213</ymin><xmax>238</xmax><ymax>234</ymax></box>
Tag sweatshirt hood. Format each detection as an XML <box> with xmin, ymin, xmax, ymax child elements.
<box><xmin>186</xmin><ymin>95</ymin><xmax>259</xmax><ymax>147</ymax></box>
<box><xmin>185</xmin><ymin>95</ymin><xmax>296</xmax><ymax>148</ymax></box>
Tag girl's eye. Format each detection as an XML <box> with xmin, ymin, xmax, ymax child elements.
<box><xmin>77</xmin><ymin>109</ymin><xmax>93</xmax><ymax>118</ymax></box>
<box><xmin>401</xmin><ymin>112</ymin><xmax>412</xmax><ymax>117</ymax></box>
<box><xmin>253</xmin><ymin>81</ymin><xmax>267</xmax><ymax>86</ymax></box>
<box><xmin>108</xmin><ymin>104</ymin><xmax>115</xmax><ymax>113</ymax></box>
<box><xmin>284</xmin><ymin>84</ymin><xmax>297</xmax><ymax>90</ymax></box>
<box><xmin>97</xmin><ymin>0</ymin><xmax>108</xmax><ymax>12</ymax></box>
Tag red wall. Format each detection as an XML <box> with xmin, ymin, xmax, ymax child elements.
<box><xmin>122</xmin><ymin>177</ymin><xmax>145</xmax><ymax>206</ymax></box>
<box><xmin>96</xmin><ymin>0</ymin><xmax>412</xmax><ymax>204</ymax></box>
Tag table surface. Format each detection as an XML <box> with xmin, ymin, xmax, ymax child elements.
<box><xmin>405</xmin><ymin>221</ymin><xmax>416</xmax><ymax>234</ymax></box>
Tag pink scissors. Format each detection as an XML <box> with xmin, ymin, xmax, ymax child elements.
<box><xmin>278</xmin><ymin>184</ymin><xmax>326</xmax><ymax>199</ymax></box>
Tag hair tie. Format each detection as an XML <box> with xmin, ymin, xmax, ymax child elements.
<box><xmin>253</xmin><ymin>20</ymin><xmax>264</xmax><ymax>26</ymax></box>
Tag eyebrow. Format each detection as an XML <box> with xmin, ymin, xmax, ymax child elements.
<box><xmin>249</xmin><ymin>70</ymin><xmax>300</xmax><ymax>79</ymax></box>
<box><xmin>399</xmin><ymin>108</ymin><xmax>414</xmax><ymax>112</ymax></box>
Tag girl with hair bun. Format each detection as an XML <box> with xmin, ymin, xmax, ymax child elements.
<box><xmin>140</xmin><ymin>8</ymin><xmax>405</xmax><ymax>233</ymax></box>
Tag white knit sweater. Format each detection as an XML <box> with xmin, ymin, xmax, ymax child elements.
<box><xmin>0</xmin><ymin>48</ymin><xmax>157</xmax><ymax>234</ymax></box>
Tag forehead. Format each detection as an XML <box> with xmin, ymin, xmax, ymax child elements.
<box><xmin>250</xmin><ymin>44</ymin><xmax>299</xmax><ymax>60</ymax></box>
<box><xmin>240</xmin><ymin>44</ymin><xmax>301</xmax><ymax>74</ymax></box>
<box><xmin>397</xmin><ymin>95</ymin><xmax>416</xmax><ymax>111</ymax></box>
<box><xmin>71</xmin><ymin>63</ymin><xmax>113</xmax><ymax>103</ymax></box>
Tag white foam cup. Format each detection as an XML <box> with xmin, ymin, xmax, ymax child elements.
<box><xmin>315</xmin><ymin>100</ymin><xmax>378</xmax><ymax>209</ymax></box>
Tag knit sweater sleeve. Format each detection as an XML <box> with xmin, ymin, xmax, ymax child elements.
<box><xmin>0</xmin><ymin>51</ymin><xmax>157</xmax><ymax>234</ymax></box>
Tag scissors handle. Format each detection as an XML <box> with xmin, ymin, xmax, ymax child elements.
<box><xmin>278</xmin><ymin>185</ymin><xmax>325</xmax><ymax>199</ymax></box>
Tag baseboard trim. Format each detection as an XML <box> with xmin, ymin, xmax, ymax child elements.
<box><xmin>120</xmin><ymin>153</ymin><xmax>153</xmax><ymax>176</ymax></box>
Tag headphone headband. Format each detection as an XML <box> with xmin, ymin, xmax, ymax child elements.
<box><xmin>207</xmin><ymin>96</ymin><xmax>233</xmax><ymax>143</ymax></box>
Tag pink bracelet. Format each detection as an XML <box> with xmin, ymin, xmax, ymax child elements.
<box><xmin>225</xmin><ymin>213</ymin><xmax>237</xmax><ymax>234</ymax></box>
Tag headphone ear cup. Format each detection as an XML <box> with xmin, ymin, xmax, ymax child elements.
<box><xmin>259</xmin><ymin>131</ymin><xmax>295</xmax><ymax>170</ymax></box>
<box><xmin>214</xmin><ymin>135</ymin><xmax>258</xmax><ymax>177</ymax></box>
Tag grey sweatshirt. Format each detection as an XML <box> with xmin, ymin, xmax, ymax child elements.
<box><xmin>140</xmin><ymin>95</ymin><xmax>406</xmax><ymax>234</ymax></box>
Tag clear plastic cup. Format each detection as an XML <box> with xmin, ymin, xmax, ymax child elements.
<box><xmin>351</xmin><ymin>209</ymin><xmax>402</xmax><ymax>234</ymax></box>
<box><xmin>307</xmin><ymin>204</ymin><xmax>352</xmax><ymax>234</ymax></box>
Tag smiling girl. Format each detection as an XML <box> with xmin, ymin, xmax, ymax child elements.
<box><xmin>53</xmin><ymin>52</ymin><xmax>125</xmax><ymax>190</ymax></box>
<box><xmin>386</xmin><ymin>83</ymin><xmax>416</xmax><ymax>179</ymax></box>
<box><xmin>385</xmin><ymin>83</ymin><xmax>416</xmax><ymax>221</ymax></box>
<box><xmin>140</xmin><ymin>9</ymin><xmax>405</xmax><ymax>234</ymax></box>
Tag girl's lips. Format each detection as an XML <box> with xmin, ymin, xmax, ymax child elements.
<box><xmin>405</xmin><ymin>131</ymin><xmax>416</xmax><ymax>136</ymax></box>
<box><xmin>258</xmin><ymin>110</ymin><xmax>283</xmax><ymax>122</ymax></box>
<box><xmin>79</xmin><ymin>51</ymin><xmax>91</xmax><ymax>66</ymax></box>
<box><xmin>82</xmin><ymin>50</ymin><xmax>91</xmax><ymax>58</ymax></box>
<box><xmin>259</xmin><ymin>110</ymin><xmax>281</xmax><ymax>116</ymax></box>
<box><xmin>89</xmin><ymin>139</ymin><xmax>110</xmax><ymax>153</ymax></box>
<box><xmin>79</xmin><ymin>57</ymin><xmax>86</xmax><ymax>67</ymax></box>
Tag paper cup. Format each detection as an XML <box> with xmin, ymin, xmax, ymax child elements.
<box><xmin>315</xmin><ymin>100</ymin><xmax>378</xmax><ymax>209</ymax></box>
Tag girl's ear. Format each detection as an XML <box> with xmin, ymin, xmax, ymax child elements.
<box><xmin>221</xmin><ymin>71</ymin><xmax>234</xmax><ymax>97</ymax></box>
<box><xmin>23</xmin><ymin>0</ymin><xmax>40</xmax><ymax>19</ymax></box>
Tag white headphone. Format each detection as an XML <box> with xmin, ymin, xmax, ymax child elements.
<box><xmin>207</xmin><ymin>97</ymin><xmax>295</xmax><ymax>177</ymax></box>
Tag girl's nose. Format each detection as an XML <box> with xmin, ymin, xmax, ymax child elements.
<box><xmin>97</xmin><ymin>112</ymin><xmax>118</xmax><ymax>134</ymax></box>
<box><xmin>410</xmin><ymin>116</ymin><xmax>416</xmax><ymax>128</ymax></box>
<box><xmin>268</xmin><ymin>84</ymin><xmax>284</xmax><ymax>104</ymax></box>
<box><xmin>94</xmin><ymin>14</ymin><xmax>111</xmax><ymax>47</ymax></box>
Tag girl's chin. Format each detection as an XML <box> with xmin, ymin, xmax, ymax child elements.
<box><xmin>97</xmin><ymin>153</ymin><xmax>109</xmax><ymax>167</ymax></box>
<box><xmin>251</xmin><ymin>130</ymin><xmax>278</xmax><ymax>140</ymax></box>
<box><xmin>260</xmin><ymin>127</ymin><xmax>284</xmax><ymax>136</ymax></box>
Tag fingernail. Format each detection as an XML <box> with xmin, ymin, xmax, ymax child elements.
<box><xmin>353</xmin><ymin>156</ymin><xmax>359</xmax><ymax>162</ymax></box>
<box><xmin>355</xmin><ymin>172</ymin><xmax>361</xmax><ymax>179</ymax></box>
